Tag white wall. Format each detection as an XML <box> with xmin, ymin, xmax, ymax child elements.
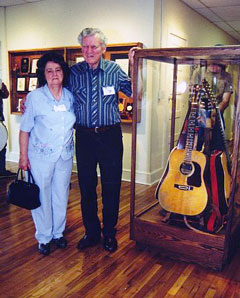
<box><xmin>0</xmin><ymin>7</ymin><xmax>12</xmax><ymax>148</ymax></box>
<box><xmin>0</xmin><ymin>8</ymin><xmax>7</xmax><ymax>78</ymax></box>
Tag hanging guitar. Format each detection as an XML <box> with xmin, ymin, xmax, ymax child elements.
<box><xmin>155</xmin><ymin>85</ymin><xmax>208</xmax><ymax>216</ymax></box>
<box><xmin>202</xmin><ymin>79</ymin><xmax>232</xmax><ymax>203</ymax></box>
<box><xmin>202</xmin><ymin>79</ymin><xmax>232</xmax><ymax>173</ymax></box>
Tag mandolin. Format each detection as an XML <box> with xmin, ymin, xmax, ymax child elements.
<box><xmin>156</xmin><ymin>85</ymin><xmax>208</xmax><ymax>216</ymax></box>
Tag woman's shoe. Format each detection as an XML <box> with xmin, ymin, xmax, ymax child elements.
<box><xmin>38</xmin><ymin>243</ymin><xmax>50</xmax><ymax>256</ymax></box>
<box><xmin>53</xmin><ymin>237</ymin><xmax>68</xmax><ymax>249</ymax></box>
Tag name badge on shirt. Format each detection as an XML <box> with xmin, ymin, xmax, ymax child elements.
<box><xmin>53</xmin><ymin>104</ymin><xmax>67</xmax><ymax>112</ymax></box>
<box><xmin>103</xmin><ymin>86</ymin><xmax>115</xmax><ymax>96</ymax></box>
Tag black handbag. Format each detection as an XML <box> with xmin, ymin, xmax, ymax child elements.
<box><xmin>7</xmin><ymin>168</ymin><xmax>41</xmax><ymax>210</ymax></box>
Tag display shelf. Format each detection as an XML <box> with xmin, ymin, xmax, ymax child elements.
<box><xmin>8</xmin><ymin>48</ymin><xmax>64</xmax><ymax>114</ymax></box>
<box><xmin>130</xmin><ymin>46</ymin><xmax>240</xmax><ymax>270</ymax></box>
<box><xmin>8</xmin><ymin>42</ymin><xmax>143</xmax><ymax>123</ymax></box>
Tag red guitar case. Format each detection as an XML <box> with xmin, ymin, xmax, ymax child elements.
<box><xmin>206</xmin><ymin>150</ymin><xmax>228</xmax><ymax>233</ymax></box>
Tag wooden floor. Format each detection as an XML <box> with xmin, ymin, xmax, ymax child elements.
<box><xmin>1</xmin><ymin>162</ymin><xmax>240</xmax><ymax>297</ymax></box>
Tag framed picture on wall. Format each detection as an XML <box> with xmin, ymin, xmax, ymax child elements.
<box><xmin>17</xmin><ymin>77</ymin><xmax>26</xmax><ymax>92</ymax></box>
<box><xmin>21</xmin><ymin>58</ymin><xmax>29</xmax><ymax>74</ymax></box>
<box><xmin>17</xmin><ymin>97</ymin><xmax>24</xmax><ymax>111</ymax></box>
<box><xmin>31</xmin><ymin>58</ymin><xmax>39</xmax><ymax>74</ymax></box>
<box><xmin>28</xmin><ymin>77</ymin><xmax>38</xmax><ymax>91</ymax></box>
<box><xmin>76</xmin><ymin>56</ymin><xmax>84</xmax><ymax>63</ymax></box>
<box><xmin>111</xmin><ymin>53</ymin><xmax>130</xmax><ymax>76</ymax></box>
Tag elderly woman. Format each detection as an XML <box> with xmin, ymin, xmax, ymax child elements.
<box><xmin>19</xmin><ymin>52</ymin><xmax>76</xmax><ymax>256</ymax></box>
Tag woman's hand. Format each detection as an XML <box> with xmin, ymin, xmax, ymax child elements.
<box><xmin>20</xmin><ymin>97</ymin><xmax>27</xmax><ymax>114</ymax></box>
<box><xmin>19</xmin><ymin>131</ymin><xmax>30</xmax><ymax>170</ymax></box>
<box><xmin>19</xmin><ymin>153</ymin><xmax>30</xmax><ymax>170</ymax></box>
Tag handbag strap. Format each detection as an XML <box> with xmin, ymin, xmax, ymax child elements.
<box><xmin>15</xmin><ymin>168</ymin><xmax>36</xmax><ymax>185</ymax></box>
<box><xmin>27</xmin><ymin>169</ymin><xmax>36</xmax><ymax>184</ymax></box>
<box><xmin>15</xmin><ymin>168</ymin><xmax>24</xmax><ymax>182</ymax></box>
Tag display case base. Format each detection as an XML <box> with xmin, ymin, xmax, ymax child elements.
<box><xmin>131</xmin><ymin>203</ymin><xmax>240</xmax><ymax>271</ymax></box>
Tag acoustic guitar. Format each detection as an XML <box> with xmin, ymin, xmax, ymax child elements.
<box><xmin>156</xmin><ymin>85</ymin><xmax>208</xmax><ymax>216</ymax></box>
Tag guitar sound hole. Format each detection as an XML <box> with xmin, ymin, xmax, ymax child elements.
<box><xmin>180</xmin><ymin>162</ymin><xmax>193</xmax><ymax>176</ymax></box>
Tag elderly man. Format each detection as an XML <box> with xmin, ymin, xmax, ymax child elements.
<box><xmin>69</xmin><ymin>28</ymin><xmax>136</xmax><ymax>253</ymax></box>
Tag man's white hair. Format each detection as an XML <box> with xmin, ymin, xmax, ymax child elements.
<box><xmin>78</xmin><ymin>28</ymin><xmax>108</xmax><ymax>48</ymax></box>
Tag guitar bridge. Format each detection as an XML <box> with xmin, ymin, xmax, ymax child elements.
<box><xmin>174</xmin><ymin>184</ymin><xmax>194</xmax><ymax>191</ymax></box>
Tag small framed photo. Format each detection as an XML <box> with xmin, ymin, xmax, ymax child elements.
<box><xmin>76</xmin><ymin>56</ymin><xmax>84</xmax><ymax>63</ymax></box>
<box><xmin>115</xmin><ymin>58</ymin><xmax>129</xmax><ymax>75</ymax></box>
<box><xmin>31</xmin><ymin>58</ymin><xmax>39</xmax><ymax>74</ymax></box>
<box><xmin>17</xmin><ymin>97</ymin><xmax>24</xmax><ymax>111</ymax></box>
<box><xmin>21</xmin><ymin>57</ymin><xmax>29</xmax><ymax>74</ymax></box>
<box><xmin>17</xmin><ymin>77</ymin><xmax>26</xmax><ymax>92</ymax></box>
<box><xmin>28</xmin><ymin>77</ymin><xmax>38</xmax><ymax>91</ymax></box>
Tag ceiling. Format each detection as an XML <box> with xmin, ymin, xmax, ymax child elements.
<box><xmin>0</xmin><ymin>0</ymin><xmax>42</xmax><ymax>6</ymax></box>
<box><xmin>181</xmin><ymin>0</ymin><xmax>240</xmax><ymax>42</ymax></box>
<box><xmin>0</xmin><ymin>0</ymin><xmax>240</xmax><ymax>42</ymax></box>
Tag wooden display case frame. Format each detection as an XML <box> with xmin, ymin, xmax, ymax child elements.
<box><xmin>8</xmin><ymin>42</ymin><xmax>142</xmax><ymax>123</ymax></box>
<box><xmin>130</xmin><ymin>46</ymin><xmax>240</xmax><ymax>270</ymax></box>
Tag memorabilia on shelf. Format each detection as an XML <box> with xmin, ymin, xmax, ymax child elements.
<box><xmin>31</xmin><ymin>59</ymin><xmax>39</xmax><ymax>74</ymax></box>
<box><xmin>17</xmin><ymin>98</ymin><xmax>23</xmax><ymax>112</ymax></box>
<box><xmin>20</xmin><ymin>57</ymin><xmax>29</xmax><ymax>74</ymax></box>
<box><xmin>115</xmin><ymin>58</ymin><xmax>129</xmax><ymax>76</ymax></box>
<box><xmin>126</xmin><ymin>103</ymin><xmax>133</xmax><ymax>115</ymax></box>
<box><xmin>76</xmin><ymin>56</ymin><xmax>84</xmax><ymax>63</ymax></box>
<box><xmin>28</xmin><ymin>77</ymin><xmax>38</xmax><ymax>91</ymax></box>
<box><xmin>118</xmin><ymin>91</ymin><xmax>133</xmax><ymax>122</ymax></box>
<box><xmin>12</xmin><ymin>63</ymin><xmax>20</xmax><ymax>76</ymax></box>
<box><xmin>16</xmin><ymin>77</ymin><xmax>26</xmax><ymax>92</ymax></box>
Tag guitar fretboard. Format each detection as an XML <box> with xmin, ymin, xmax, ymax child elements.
<box><xmin>184</xmin><ymin>104</ymin><xmax>198</xmax><ymax>163</ymax></box>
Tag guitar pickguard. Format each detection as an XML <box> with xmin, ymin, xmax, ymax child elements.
<box><xmin>187</xmin><ymin>162</ymin><xmax>201</xmax><ymax>187</ymax></box>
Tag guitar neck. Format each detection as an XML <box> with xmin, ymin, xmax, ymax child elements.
<box><xmin>184</xmin><ymin>105</ymin><xmax>197</xmax><ymax>163</ymax></box>
<box><xmin>215</xmin><ymin>106</ymin><xmax>232</xmax><ymax>171</ymax></box>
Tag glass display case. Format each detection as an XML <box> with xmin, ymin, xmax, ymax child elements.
<box><xmin>130</xmin><ymin>46</ymin><xmax>240</xmax><ymax>270</ymax></box>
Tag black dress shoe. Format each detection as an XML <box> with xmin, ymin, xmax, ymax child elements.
<box><xmin>77</xmin><ymin>234</ymin><xmax>101</xmax><ymax>250</ymax></box>
<box><xmin>38</xmin><ymin>243</ymin><xmax>50</xmax><ymax>256</ymax></box>
<box><xmin>103</xmin><ymin>237</ymin><xmax>118</xmax><ymax>253</ymax></box>
<box><xmin>53</xmin><ymin>237</ymin><xmax>67</xmax><ymax>249</ymax></box>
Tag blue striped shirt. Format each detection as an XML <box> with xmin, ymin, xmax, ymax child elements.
<box><xmin>69</xmin><ymin>58</ymin><xmax>132</xmax><ymax>127</ymax></box>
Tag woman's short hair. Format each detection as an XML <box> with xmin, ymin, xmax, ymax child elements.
<box><xmin>37</xmin><ymin>52</ymin><xmax>70</xmax><ymax>87</ymax></box>
<box><xmin>78</xmin><ymin>28</ymin><xmax>108</xmax><ymax>48</ymax></box>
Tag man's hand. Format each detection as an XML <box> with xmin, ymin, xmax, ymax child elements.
<box><xmin>20</xmin><ymin>97</ymin><xmax>27</xmax><ymax>114</ymax></box>
<box><xmin>128</xmin><ymin>47</ymin><xmax>141</xmax><ymax>80</ymax></box>
<box><xmin>128</xmin><ymin>47</ymin><xmax>141</xmax><ymax>66</ymax></box>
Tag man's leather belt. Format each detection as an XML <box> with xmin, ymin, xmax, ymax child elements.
<box><xmin>76</xmin><ymin>124</ymin><xmax>120</xmax><ymax>134</ymax></box>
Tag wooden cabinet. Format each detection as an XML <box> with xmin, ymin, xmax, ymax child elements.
<box><xmin>8</xmin><ymin>42</ymin><xmax>143</xmax><ymax>123</ymax></box>
<box><xmin>8</xmin><ymin>48</ymin><xmax>64</xmax><ymax>114</ymax></box>
<box><xmin>130</xmin><ymin>46</ymin><xmax>240</xmax><ymax>270</ymax></box>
